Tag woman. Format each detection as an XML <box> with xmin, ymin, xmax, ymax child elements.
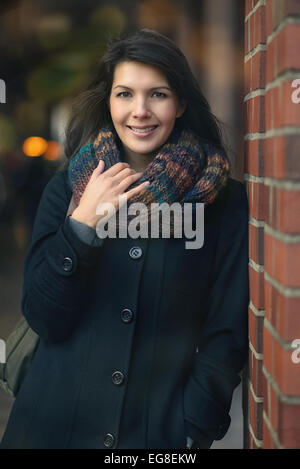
<box><xmin>1</xmin><ymin>29</ymin><xmax>249</xmax><ymax>449</ymax></box>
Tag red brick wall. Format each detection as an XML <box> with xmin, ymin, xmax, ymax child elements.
<box><xmin>244</xmin><ymin>0</ymin><xmax>300</xmax><ymax>449</ymax></box>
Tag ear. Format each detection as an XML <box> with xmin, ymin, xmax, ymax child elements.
<box><xmin>176</xmin><ymin>99</ymin><xmax>187</xmax><ymax>118</ymax></box>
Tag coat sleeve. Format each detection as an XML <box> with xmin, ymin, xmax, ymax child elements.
<box><xmin>21</xmin><ymin>170</ymin><xmax>102</xmax><ymax>343</ymax></box>
<box><xmin>183</xmin><ymin>180</ymin><xmax>249</xmax><ymax>444</ymax></box>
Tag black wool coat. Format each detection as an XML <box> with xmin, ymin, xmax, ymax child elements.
<box><xmin>1</xmin><ymin>169</ymin><xmax>249</xmax><ymax>449</ymax></box>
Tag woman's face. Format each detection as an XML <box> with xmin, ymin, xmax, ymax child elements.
<box><xmin>109</xmin><ymin>61</ymin><xmax>185</xmax><ymax>159</ymax></box>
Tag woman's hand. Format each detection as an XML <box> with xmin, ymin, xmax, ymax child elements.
<box><xmin>71</xmin><ymin>160</ymin><xmax>149</xmax><ymax>229</ymax></box>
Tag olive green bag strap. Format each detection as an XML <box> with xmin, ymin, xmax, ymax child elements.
<box><xmin>0</xmin><ymin>194</ymin><xmax>76</xmax><ymax>397</ymax></box>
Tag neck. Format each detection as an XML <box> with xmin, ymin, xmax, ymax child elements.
<box><xmin>122</xmin><ymin>147</ymin><xmax>155</xmax><ymax>172</ymax></box>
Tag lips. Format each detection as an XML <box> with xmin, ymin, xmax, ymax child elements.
<box><xmin>127</xmin><ymin>125</ymin><xmax>158</xmax><ymax>134</ymax></box>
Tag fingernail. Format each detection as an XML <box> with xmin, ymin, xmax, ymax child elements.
<box><xmin>144</xmin><ymin>181</ymin><xmax>150</xmax><ymax>186</ymax></box>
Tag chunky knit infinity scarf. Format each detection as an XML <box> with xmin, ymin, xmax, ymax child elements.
<box><xmin>67</xmin><ymin>126</ymin><xmax>230</xmax><ymax>236</ymax></box>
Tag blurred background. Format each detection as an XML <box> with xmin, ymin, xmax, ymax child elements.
<box><xmin>0</xmin><ymin>0</ymin><xmax>245</xmax><ymax>448</ymax></box>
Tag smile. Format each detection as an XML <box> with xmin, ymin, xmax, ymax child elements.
<box><xmin>127</xmin><ymin>125</ymin><xmax>158</xmax><ymax>136</ymax></box>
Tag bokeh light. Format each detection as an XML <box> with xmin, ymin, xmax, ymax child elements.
<box><xmin>22</xmin><ymin>136</ymin><xmax>48</xmax><ymax>157</ymax></box>
<box><xmin>43</xmin><ymin>140</ymin><xmax>62</xmax><ymax>161</ymax></box>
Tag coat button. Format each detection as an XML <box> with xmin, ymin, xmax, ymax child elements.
<box><xmin>112</xmin><ymin>371</ymin><xmax>125</xmax><ymax>386</ymax></box>
<box><xmin>103</xmin><ymin>433</ymin><xmax>115</xmax><ymax>448</ymax></box>
<box><xmin>129</xmin><ymin>246</ymin><xmax>142</xmax><ymax>259</ymax></box>
<box><xmin>121</xmin><ymin>308</ymin><xmax>134</xmax><ymax>323</ymax></box>
<box><xmin>62</xmin><ymin>257</ymin><xmax>73</xmax><ymax>272</ymax></box>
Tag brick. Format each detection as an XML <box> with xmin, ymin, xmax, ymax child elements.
<box><xmin>278</xmin><ymin>242</ymin><xmax>300</xmax><ymax>287</ymax></box>
<box><xmin>273</xmin><ymin>86</ymin><xmax>281</xmax><ymax>129</ymax></box>
<box><xmin>264</xmin><ymin>186</ymin><xmax>300</xmax><ymax>234</ymax></box>
<box><xmin>245</xmin><ymin>17</ymin><xmax>250</xmax><ymax>55</ymax></box>
<box><xmin>248</xmin><ymin>428</ymin><xmax>262</xmax><ymax>449</ymax></box>
<box><xmin>244</xmin><ymin>51</ymin><xmax>266</xmax><ymax>96</ymax></box>
<box><xmin>278</xmin><ymin>402</ymin><xmax>300</xmax><ymax>448</ymax></box>
<box><xmin>249</xmin><ymin>390</ymin><xmax>264</xmax><ymax>440</ymax></box>
<box><xmin>264</xmin><ymin>138</ymin><xmax>274</xmax><ymax>178</ymax></box>
<box><xmin>263</xmin><ymin>322</ymin><xmax>273</xmax><ymax>373</ymax></box>
<box><xmin>256</xmin><ymin>5</ymin><xmax>266</xmax><ymax>46</ymax></box>
<box><xmin>249</xmin><ymin>348</ymin><xmax>264</xmax><ymax>397</ymax></box>
<box><xmin>269</xmin><ymin>380</ymin><xmax>279</xmax><ymax>433</ymax></box>
<box><xmin>247</xmin><ymin>180</ymin><xmax>266</xmax><ymax>220</ymax></box>
<box><xmin>262</xmin><ymin>368</ymin><xmax>269</xmax><ymax>416</ymax></box>
<box><xmin>263</xmin><ymin>185</ymin><xmax>275</xmax><ymax>228</ymax></box>
<box><xmin>264</xmin><ymin>88</ymin><xmax>274</xmax><ymax>131</ymax></box>
<box><xmin>244</xmin><ymin>100</ymin><xmax>249</xmax><ymax>134</ymax></box>
<box><xmin>249</xmin><ymin>306</ymin><xmax>264</xmax><ymax>353</ymax></box>
<box><xmin>273</xmin><ymin>0</ymin><xmax>300</xmax><ymax>30</ymax></box>
<box><xmin>245</xmin><ymin>138</ymin><xmax>265</xmax><ymax>177</ymax></box>
<box><xmin>244</xmin><ymin>57</ymin><xmax>251</xmax><ymax>96</ymax></box>
<box><xmin>265</xmin><ymin>86</ymin><xmax>292</xmax><ymax>131</ymax></box>
<box><xmin>277</xmin><ymin>24</ymin><xmax>300</xmax><ymax>74</ymax></box>
<box><xmin>274</xmin><ymin>81</ymin><xmax>300</xmax><ymax>128</ymax></box>
<box><xmin>263</xmin><ymin>137</ymin><xmax>276</xmax><ymax>178</ymax></box>
<box><xmin>244</xmin><ymin>0</ymin><xmax>300</xmax><ymax>451</ymax></box>
<box><xmin>246</xmin><ymin>0</ymin><xmax>255</xmax><ymax>18</ymax></box>
<box><xmin>264</xmin><ymin>278</ymin><xmax>300</xmax><ymax>340</ymax></box>
<box><xmin>249</xmin><ymin>265</ymin><xmax>265</xmax><ymax>310</ymax></box>
<box><xmin>265</xmin><ymin>38</ymin><xmax>275</xmax><ymax>84</ymax></box>
<box><xmin>247</xmin><ymin>95</ymin><xmax>266</xmax><ymax>133</ymax></box>
<box><xmin>249</xmin><ymin>223</ymin><xmax>264</xmax><ymax>265</ymax></box>
<box><xmin>275</xmin><ymin>135</ymin><xmax>300</xmax><ymax>179</ymax></box>
<box><xmin>265</xmin><ymin>0</ymin><xmax>274</xmax><ymax>38</ymax></box>
<box><xmin>263</xmin><ymin>417</ymin><xmax>276</xmax><ymax>448</ymax></box>
<box><xmin>274</xmin><ymin>337</ymin><xmax>300</xmax><ymax>396</ymax></box>
<box><xmin>264</xmin><ymin>231</ymin><xmax>275</xmax><ymax>281</ymax></box>
<box><xmin>250</xmin><ymin>11</ymin><xmax>255</xmax><ymax>52</ymax></box>
<box><xmin>249</xmin><ymin>6</ymin><xmax>266</xmax><ymax>51</ymax></box>
<box><xmin>263</xmin><ymin>135</ymin><xmax>300</xmax><ymax>180</ymax></box>
<box><xmin>278</xmin><ymin>189</ymin><xmax>300</xmax><ymax>233</ymax></box>
<box><xmin>263</xmin><ymin>327</ymin><xmax>300</xmax><ymax>395</ymax></box>
<box><xmin>264</xmin><ymin>382</ymin><xmax>300</xmax><ymax>448</ymax></box>
<box><xmin>264</xmin><ymin>232</ymin><xmax>300</xmax><ymax>287</ymax></box>
<box><xmin>252</xmin><ymin>49</ymin><xmax>267</xmax><ymax>91</ymax></box>
<box><xmin>264</xmin><ymin>278</ymin><xmax>277</xmax><ymax>327</ymax></box>
<box><xmin>277</xmin><ymin>295</ymin><xmax>300</xmax><ymax>341</ymax></box>
<box><xmin>245</xmin><ymin>0</ymin><xmax>251</xmax><ymax>18</ymax></box>
<box><xmin>275</xmin><ymin>240</ymin><xmax>300</xmax><ymax>287</ymax></box>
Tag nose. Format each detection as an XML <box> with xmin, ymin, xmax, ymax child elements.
<box><xmin>132</xmin><ymin>97</ymin><xmax>151</xmax><ymax>119</ymax></box>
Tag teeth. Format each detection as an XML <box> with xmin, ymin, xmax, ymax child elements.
<box><xmin>130</xmin><ymin>126</ymin><xmax>156</xmax><ymax>133</ymax></box>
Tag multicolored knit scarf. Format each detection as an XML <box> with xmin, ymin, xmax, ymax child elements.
<box><xmin>68</xmin><ymin>126</ymin><xmax>230</xmax><ymax>236</ymax></box>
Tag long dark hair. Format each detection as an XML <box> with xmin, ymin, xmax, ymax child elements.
<box><xmin>63</xmin><ymin>29</ymin><xmax>231</xmax><ymax>172</ymax></box>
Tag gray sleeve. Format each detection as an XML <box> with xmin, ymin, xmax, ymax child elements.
<box><xmin>69</xmin><ymin>216</ymin><xmax>104</xmax><ymax>247</ymax></box>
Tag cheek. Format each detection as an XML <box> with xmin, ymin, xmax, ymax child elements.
<box><xmin>109</xmin><ymin>100</ymin><xmax>124</xmax><ymax>124</ymax></box>
<box><xmin>159</xmin><ymin>103</ymin><xmax>179</xmax><ymax>125</ymax></box>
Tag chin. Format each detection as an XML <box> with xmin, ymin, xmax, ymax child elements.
<box><xmin>129</xmin><ymin>144</ymin><xmax>159</xmax><ymax>155</ymax></box>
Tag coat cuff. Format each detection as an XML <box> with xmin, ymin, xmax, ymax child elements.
<box><xmin>69</xmin><ymin>216</ymin><xmax>104</xmax><ymax>247</ymax></box>
<box><xmin>61</xmin><ymin>216</ymin><xmax>102</xmax><ymax>265</ymax></box>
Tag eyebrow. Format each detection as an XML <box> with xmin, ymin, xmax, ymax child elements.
<box><xmin>113</xmin><ymin>85</ymin><xmax>172</xmax><ymax>91</ymax></box>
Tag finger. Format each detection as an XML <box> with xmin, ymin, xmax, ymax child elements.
<box><xmin>117</xmin><ymin>172</ymin><xmax>144</xmax><ymax>191</ymax></box>
<box><xmin>104</xmin><ymin>162</ymin><xmax>130</xmax><ymax>177</ymax></box>
<box><xmin>112</xmin><ymin>167</ymin><xmax>137</xmax><ymax>185</ymax></box>
<box><xmin>126</xmin><ymin>181</ymin><xmax>150</xmax><ymax>199</ymax></box>
<box><xmin>93</xmin><ymin>159</ymin><xmax>105</xmax><ymax>177</ymax></box>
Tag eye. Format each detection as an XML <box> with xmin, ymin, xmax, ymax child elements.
<box><xmin>116</xmin><ymin>91</ymin><xmax>131</xmax><ymax>98</ymax></box>
<box><xmin>152</xmin><ymin>91</ymin><xmax>167</xmax><ymax>98</ymax></box>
